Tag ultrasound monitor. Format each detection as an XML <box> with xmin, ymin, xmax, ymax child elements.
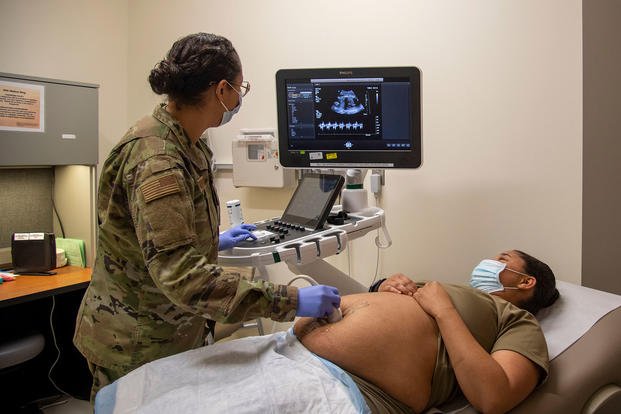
<box><xmin>276</xmin><ymin>67</ymin><xmax>421</xmax><ymax>169</ymax></box>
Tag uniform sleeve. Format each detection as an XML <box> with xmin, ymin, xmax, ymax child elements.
<box><xmin>126</xmin><ymin>153</ymin><xmax>298</xmax><ymax>323</ymax></box>
<box><xmin>493</xmin><ymin>307</ymin><xmax>550</xmax><ymax>385</ymax></box>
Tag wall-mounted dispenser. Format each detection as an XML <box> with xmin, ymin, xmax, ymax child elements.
<box><xmin>232</xmin><ymin>128</ymin><xmax>295</xmax><ymax>188</ymax></box>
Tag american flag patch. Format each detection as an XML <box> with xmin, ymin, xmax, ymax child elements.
<box><xmin>140</xmin><ymin>173</ymin><xmax>181</xmax><ymax>203</ymax></box>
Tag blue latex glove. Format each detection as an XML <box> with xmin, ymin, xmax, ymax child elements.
<box><xmin>296</xmin><ymin>285</ymin><xmax>341</xmax><ymax>317</ymax></box>
<box><xmin>218</xmin><ymin>223</ymin><xmax>257</xmax><ymax>250</ymax></box>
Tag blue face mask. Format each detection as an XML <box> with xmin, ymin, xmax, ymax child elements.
<box><xmin>470</xmin><ymin>259</ymin><xmax>528</xmax><ymax>293</ymax></box>
<box><xmin>218</xmin><ymin>83</ymin><xmax>242</xmax><ymax>126</ymax></box>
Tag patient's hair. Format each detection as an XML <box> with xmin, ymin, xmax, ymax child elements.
<box><xmin>149</xmin><ymin>32</ymin><xmax>241</xmax><ymax>107</ymax></box>
<box><xmin>515</xmin><ymin>250</ymin><xmax>559</xmax><ymax>315</ymax></box>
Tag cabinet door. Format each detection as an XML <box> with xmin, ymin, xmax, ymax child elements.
<box><xmin>0</xmin><ymin>73</ymin><xmax>98</xmax><ymax>166</ymax></box>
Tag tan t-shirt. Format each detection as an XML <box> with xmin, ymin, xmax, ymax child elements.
<box><xmin>427</xmin><ymin>284</ymin><xmax>550</xmax><ymax>408</ymax></box>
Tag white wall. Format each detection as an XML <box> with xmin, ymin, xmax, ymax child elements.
<box><xmin>127</xmin><ymin>0</ymin><xmax>582</xmax><ymax>286</ymax></box>
<box><xmin>0</xmin><ymin>0</ymin><xmax>582</xmax><ymax>287</ymax></box>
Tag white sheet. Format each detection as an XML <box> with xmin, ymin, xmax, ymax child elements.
<box><xmin>96</xmin><ymin>330</ymin><xmax>369</xmax><ymax>414</ymax></box>
<box><xmin>537</xmin><ymin>280</ymin><xmax>621</xmax><ymax>359</ymax></box>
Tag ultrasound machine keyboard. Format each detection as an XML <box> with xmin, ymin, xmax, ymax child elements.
<box><xmin>236</xmin><ymin>219</ymin><xmax>314</xmax><ymax>247</ymax></box>
<box><xmin>218</xmin><ymin>209</ymin><xmax>383</xmax><ymax>269</ymax></box>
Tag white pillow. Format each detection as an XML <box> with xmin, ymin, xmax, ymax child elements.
<box><xmin>537</xmin><ymin>280</ymin><xmax>621</xmax><ymax>359</ymax></box>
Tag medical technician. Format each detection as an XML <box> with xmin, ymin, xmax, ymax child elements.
<box><xmin>73</xmin><ymin>32</ymin><xmax>340</xmax><ymax>401</ymax></box>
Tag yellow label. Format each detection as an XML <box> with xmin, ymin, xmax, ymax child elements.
<box><xmin>326</xmin><ymin>153</ymin><xmax>337</xmax><ymax>160</ymax></box>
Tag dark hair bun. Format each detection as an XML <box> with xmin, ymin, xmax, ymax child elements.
<box><xmin>149</xmin><ymin>59</ymin><xmax>179</xmax><ymax>95</ymax></box>
<box><xmin>147</xmin><ymin>32</ymin><xmax>241</xmax><ymax>107</ymax></box>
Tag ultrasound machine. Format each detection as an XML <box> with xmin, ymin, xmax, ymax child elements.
<box><xmin>218</xmin><ymin>66</ymin><xmax>422</xmax><ymax>294</ymax></box>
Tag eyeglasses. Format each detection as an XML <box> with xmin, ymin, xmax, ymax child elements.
<box><xmin>226</xmin><ymin>80</ymin><xmax>251</xmax><ymax>98</ymax></box>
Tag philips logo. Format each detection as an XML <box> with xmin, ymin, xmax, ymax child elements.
<box><xmin>339</xmin><ymin>71</ymin><xmax>353</xmax><ymax>75</ymax></box>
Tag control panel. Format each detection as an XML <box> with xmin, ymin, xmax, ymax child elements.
<box><xmin>218</xmin><ymin>207</ymin><xmax>384</xmax><ymax>268</ymax></box>
<box><xmin>235</xmin><ymin>218</ymin><xmax>347</xmax><ymax>248</ymax></box>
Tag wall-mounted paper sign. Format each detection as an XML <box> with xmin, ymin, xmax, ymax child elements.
<box><xmin>0</xmin><ymin>80</ymin><xmax>45</xmax><ymax>132</ymax></box>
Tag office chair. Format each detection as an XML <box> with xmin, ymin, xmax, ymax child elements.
<box><xmin>0</xmin><ymin>332</ymin><xmax>45</xmax><ymax>370</ymax></box>
<box><xmin>0</xmin><ymin>332</ymin><xmax>46</xmax><ymax>412</ymax></box>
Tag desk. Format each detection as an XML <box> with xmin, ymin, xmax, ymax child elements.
<box><xmin>0</xmin><ymin>265</ymin><xmax>92</xmax><ymax>403</ymax></box>
<box><xmin>0</xmin><ymin>266</ymin><xmax>91</xmax><ymax>308</ymax></box>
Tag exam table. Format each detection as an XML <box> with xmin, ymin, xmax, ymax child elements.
<box><xmin>95</xmin><ymin>281</ymin><xmax>621</xmax><ymax>414</ymax></box>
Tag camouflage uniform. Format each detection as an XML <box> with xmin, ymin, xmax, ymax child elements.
<box><xmin>74</xmin><ymin>104</ymin><xmax>298</xmax><ymax>385</ymax></box>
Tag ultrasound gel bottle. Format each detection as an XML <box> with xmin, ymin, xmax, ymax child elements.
<box><xmin>226</xmin><ymin>199</ymin><xmax>243</xmax><ymax>227</ymax></box>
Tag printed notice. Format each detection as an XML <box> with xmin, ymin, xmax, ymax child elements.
<box><xmin>0</xmin><ymin>80</ymin><xmax>45</xmax><ymax>132</ymax></box>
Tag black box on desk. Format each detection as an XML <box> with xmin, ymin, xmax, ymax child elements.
<box><xmin>11</xmin><ymin>232</ymin><xmax>56</xmax><ymax>274</ymax></box>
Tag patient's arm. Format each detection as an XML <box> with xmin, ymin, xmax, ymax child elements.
<box><xmin>294</xmin><ymin>292</ymin><xmax>439</xmax><ymax>413</ymax></box>
<box><xmin>413</xmin><ymin>282</ymin><xmax>540</xmax><ymax>414</ymax></box>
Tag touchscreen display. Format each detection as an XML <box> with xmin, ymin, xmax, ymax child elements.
<box><xmin>281</xmin><ymin>174</ymin><xmax>344</xmax><ymax>229</ymax></box>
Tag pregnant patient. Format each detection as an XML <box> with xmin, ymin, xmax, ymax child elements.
<box><xmin>294</xmin><ymin>292</ymin><xmax>438</xmax><ymax>413</ymax></box>
<box><xmin>294</xmin><ymin>279</ymin><xmax>549</xmax><ymax>414</ymax></box>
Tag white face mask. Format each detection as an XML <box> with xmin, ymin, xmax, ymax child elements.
<box><xmin>217</xmin><ymin>82</ymin><xmax>242</xmax><ymax>126</ymax></box>
<box><xmin>470</xmin><ymin>259</ymin><xmax>529</xmax><ymax>293</ymax></box>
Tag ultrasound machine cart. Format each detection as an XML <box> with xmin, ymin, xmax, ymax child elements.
<box><xmin>219</xmin><ymin>65</ymin><xmax>420</xmax><ymax>299</ymax></box>
<box><xmin>218</xmin><ymin>173</ymin><xmax>387</xmax><ymax>295</ymax></box>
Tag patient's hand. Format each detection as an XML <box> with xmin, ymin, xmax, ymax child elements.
<box><xmin>413</xmin><ymin>281</ymin><xmax>455</xmax><ymax>319</ymax></box>
<box><xmin>379</xmin><ymin>273</ymin><xmax>418</xmax><ymax>296</ymax></box>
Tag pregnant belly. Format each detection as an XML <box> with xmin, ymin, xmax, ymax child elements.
<box><xmin>294</xmin><ymin>292</ymin><xmax>439</xmax><ymax>412</ymax></box>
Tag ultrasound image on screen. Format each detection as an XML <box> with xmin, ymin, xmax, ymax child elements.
<box><xmin>313</xmin><ymin>84</ymin><xmax>381</xmax><ymax>138</ymax></box>
<box><xmin>277</xmin><ymin>67</ymin><xmax>421</xmax><ymax>168</ymax></box>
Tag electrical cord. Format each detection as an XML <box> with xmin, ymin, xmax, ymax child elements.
<box><xmin>372</xmin><ymin>238</ymin><xmax>381</xmax><ymax>286</ymax></box>
<box><xmin>51</xmin><ymin>170</ymin><xmax>66</xmax><ymax>238</ymax></box>
<box><xmin>374</xmin><ymin>208</ymin><xmax>392</xmax><ymax>249</ymax></box>
<box><xmin>347</xmin><ymin>241</ymin><xmax>352</xmax><ymax>278</ymax></box>
<box><xmin>270</xmin><ymin>275</ymin><xmax>321</xmax><ymax>334</ymax></box>
<box><xmin>47</xmin><ymin>296</ymin><xmax>74</xmax><ymax>399</ymax></box>
<box><xmin>51</xmin><ymin>198</ymin><xmax>66</xmax><ymax>239</ymax></box>
<box><xmin>286</xmin><ymin>275</ymin><xmax>319</xmax><ymax>287</ymax></box>
<box><xmin>371</xmin><ymin>194</ymin><xmax>383</xmax><ymax>285</ymax></box>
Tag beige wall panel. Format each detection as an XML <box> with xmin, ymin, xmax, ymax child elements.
<box><xmin>126</xmin><ymin>0</ymin><xmax>582</xmax><ymax>286</ymax></box>
<box><xmin>0</xmin><ymin>0</ymin><xmax>584</xmax><ymax>286</ymax></box>
<box><xmin>582</xmin><ymin>0</ymin><xmax>621</xmax><ymax>294</ymax></box>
